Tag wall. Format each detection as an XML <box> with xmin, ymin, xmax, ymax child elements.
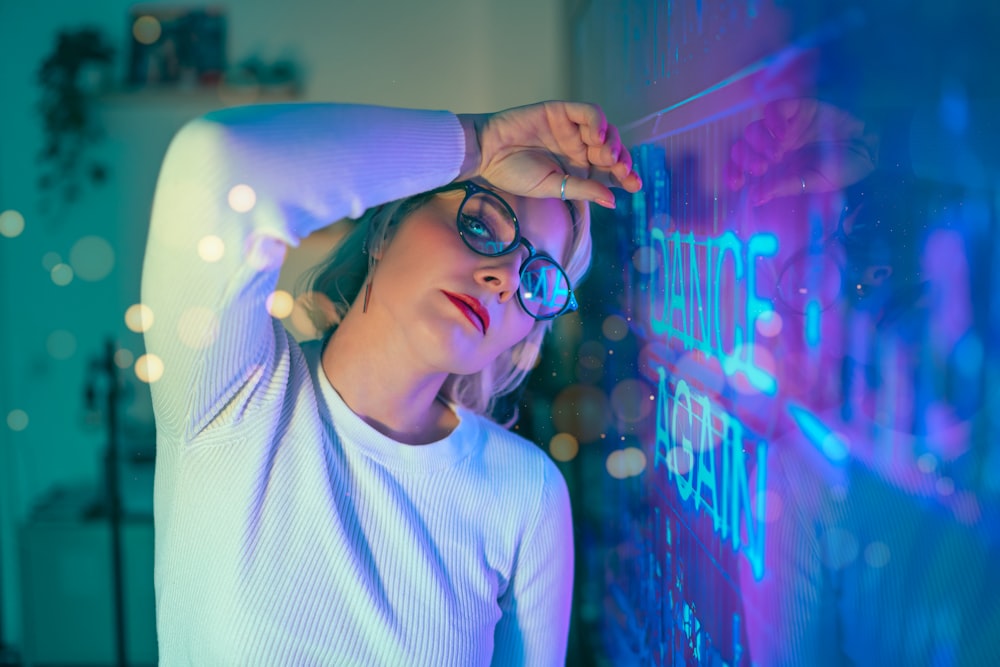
<box><xmin>568</xmin><ymin>0</ymin><xmax>1000</xmax><ymax>664</ymax></box>
<box><xmin>0</xmin><ymin>0</ymin><xmax>568</xmax><ymax>655</ymax></box>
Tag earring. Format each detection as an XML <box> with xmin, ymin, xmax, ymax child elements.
<box><xmin>362</xmin><ymin>279</ymin><xmax>373</xmax><ymax>314</ymax></box>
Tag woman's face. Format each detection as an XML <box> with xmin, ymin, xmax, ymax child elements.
<box><xmin>367</xmin><ymin>187</ymin><xmax>574</xmax><ymax>377</ymax></box>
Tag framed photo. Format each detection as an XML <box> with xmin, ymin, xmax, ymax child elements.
<box><xmin>126</xmin><ymin>6</ymin><xmax>227</xmax><ymax>88</ymax></box>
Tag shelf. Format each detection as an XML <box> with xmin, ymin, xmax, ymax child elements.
<box><xmin>99</xmin><ymin>84</ymin><xmax>301</xmax><ymax>107</ymax></box>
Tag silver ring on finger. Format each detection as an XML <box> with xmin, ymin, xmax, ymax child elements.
<box><xmin>560</xmin><ymin>174</ymin><xmax>570</xmax><ymax>201</ymax></box>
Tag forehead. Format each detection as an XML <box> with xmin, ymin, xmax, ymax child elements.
<box><xmin>516</xmin><ymin>197</ymin><xmax>573</xmax><ymax>261</ymax></box>
<box><xmin>493</xmin><ymin>189</ymin><xmax>575</xmax><ymax>262</ymax></box>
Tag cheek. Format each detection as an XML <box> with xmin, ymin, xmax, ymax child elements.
<box><xmin>491</xmin><ymin>309</ymin><xmax>535</xmax><ymax>351</ymax></box>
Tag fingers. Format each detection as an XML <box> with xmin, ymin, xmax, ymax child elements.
<box><xmin>763</xmin><ymin>98</ymin><xmax>817</xmax><ymax>150</ymax></box>
<box><xmin>477</xmin><ymin>101</ymin><xmax>641</xmax><ymax>208</ymax></box>
<box><xmin>743</xmin><ymin>119</ymin><xmax>783</xmax><ymax>161</ymax></box>
<box><xmin>762</xmin><ymin>98</ymin><xmax>802</xmax><ymax>142</ymax></box>
<box><xmin>561</xmin><ymin>101</ymin><xmax>609</xmax><ymax>146</ymax></box>
<box><xmin>557</xmin><ymin>103</ymin><xmax>642</xmax><ymax>205</ymax></box>
<box><xmin>587</xmin><ymin>124</ymin><xmax>636</xmax><ymax>186</ymax></box>
<box><xmin>747</xmin><ymin>171</ymin><xmax>801</xmax><ymax>206</ymax></box>
<box><xmin>727</xmin><ymin>134</ymin><xmax>772</xmax><ymax>189</ymax></box>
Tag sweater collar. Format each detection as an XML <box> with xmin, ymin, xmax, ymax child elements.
<box><xmin>306</xmin><ymin>340</ymin><xmax>480</xmax><ymax>474</ymax></box>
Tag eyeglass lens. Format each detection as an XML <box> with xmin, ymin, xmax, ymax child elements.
<box><xmin>458</xmin><ymin>190</ymin><xmax>573</xmax><ymax>319</ymax></box>
<box><xmin>519</xmin><ymin>256</ymin><xmax>573</xmax><ymax>318</ymax></box>
<box><xmin>458</xmin><ymin>191</ymin><xmax>518</xmax><ymax>255</ymax></box>
<box><xmin>776</xmin><ymin>242</ymin><xmax>844</xmax><ymax>313</ymax></box>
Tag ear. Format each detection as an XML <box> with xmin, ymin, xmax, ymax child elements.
<box><xmin>370</xmin><ymin>222</ymin><xmax>403</xmax><ymax>261</ymax></box>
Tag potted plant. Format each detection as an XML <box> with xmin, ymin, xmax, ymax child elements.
<box><xmin>36</xmin><ymin>28</ymin><xmax>115</xmax><ymax>216</ymax></box>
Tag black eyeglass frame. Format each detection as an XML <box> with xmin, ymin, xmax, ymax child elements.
<box><xmin>773</xmin><ymin>203</ymin><xmax>875</xmax><ymax>315</ymax></box>
<box><xmin>428</xmin><ymin>181</ymin><xmax>579</xmax><ymax>321</ymax></box>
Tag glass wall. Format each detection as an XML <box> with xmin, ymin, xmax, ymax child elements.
<box><xmin>551</xmin><ymin>1</ymin><xmax>1000</xmax><ymax>664</ymax></box>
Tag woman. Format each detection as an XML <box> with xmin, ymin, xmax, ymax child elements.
<box><xmin>142</xmin><ymin>100</ymin><xmax>640</xmax><ymax>665</ymax></box>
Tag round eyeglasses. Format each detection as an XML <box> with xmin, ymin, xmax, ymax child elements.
<box><xmin>430</xmin><ymin>181</ymin><xmax>578</xmax><ymax>320</ymax></box>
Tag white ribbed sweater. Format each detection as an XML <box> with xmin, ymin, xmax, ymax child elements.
<box><xmin>142</xmin><ymin>104</ymin><xmax>574</xmax><ymax>666</ymax></box>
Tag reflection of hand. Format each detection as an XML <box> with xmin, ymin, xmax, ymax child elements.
<box><xmin>726</xmin><ymin>98</ymin><xmax>879</xmax><ymax>205</ymax></box>
<box><xmin>458</xmin><ymin>101</ymin><xmax>642</xmax><ymax>208</ymax></box>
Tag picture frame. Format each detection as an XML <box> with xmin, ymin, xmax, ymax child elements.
<box><xmin>126</xmin><ymin>6</ymin><xmax>227</xmax><ymax>88</ymax></box>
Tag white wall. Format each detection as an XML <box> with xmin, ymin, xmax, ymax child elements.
<box><xmin>0</xmin><ymin>0</ymin><xmax>568</xmax><ymax>651</ymax></box>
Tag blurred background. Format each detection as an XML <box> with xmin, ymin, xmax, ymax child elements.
<box><xmin>1</xmin><ymin>0</ymin><xmax>998</xmax><ymax>665</ymax></box>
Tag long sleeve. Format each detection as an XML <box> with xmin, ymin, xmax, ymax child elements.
<box><xmin>492</xmin><ymin>459</ymin><xmax>575</xmax><ymax>667</ymax></box>
<box><xmin>141</xmin><ymin>103</ymin><xmax>465</xmax><ymax>444</ymax></box>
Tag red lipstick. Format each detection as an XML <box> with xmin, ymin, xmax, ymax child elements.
<box><xmin>442</xmin><ymin>291</ymin><xmax>490</xmax><ymax>334</ymax></box>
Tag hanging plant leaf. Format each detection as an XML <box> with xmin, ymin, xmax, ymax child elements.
<box><xmin>36</xmin><ymin>27</ymin><xmax>115</xmax><ymax>218</ymax></box>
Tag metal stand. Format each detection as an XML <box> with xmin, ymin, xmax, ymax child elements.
<box><xmin>87</xmin><ymin>339</ymin><xmax>127</xmax><ymax>667</ymax></box>
<box><xmin>0</xmin><ymin>505</ymin><xmax>20</xmax><ymax>667</ymax></box>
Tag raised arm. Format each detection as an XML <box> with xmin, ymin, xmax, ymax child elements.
<box><xmin>141</xmin><ymin>104</ymin><xmax>465</xmax><ymax>442</ymax></box>
<box><xmin>141</xmin><ymin>100</ymin><xmax>640</xmax><ymax>444</ymax></box>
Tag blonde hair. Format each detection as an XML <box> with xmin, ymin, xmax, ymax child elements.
<box><xmin>300</xmin><ymin>187</ymin><xmax>591</xmax><ymax>424</ymax></box>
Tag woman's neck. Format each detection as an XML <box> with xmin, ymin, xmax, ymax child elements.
<box><xmin>319</xmin><ymin>312</ymin><xmax>458</xmax><ymax>445</ymax></box>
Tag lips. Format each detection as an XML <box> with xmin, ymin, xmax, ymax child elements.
<box><xmin>442</xmin><ymin>291</ymin><xmax>490</xmax><ymax>334</ymax></box>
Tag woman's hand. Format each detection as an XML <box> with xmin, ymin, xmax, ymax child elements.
<box><xmin>458</xmin><ymin>101</ymin><xmax>642</xmax><ymax>208</ymax></box>
<box><xmin>725</xmin><ymin>98</ymin><xmax>879</xmax><ymax>205</ymax></box>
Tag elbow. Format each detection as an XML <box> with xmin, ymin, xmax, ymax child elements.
<box><xmin>160</xmin><ymin>115</ymin><xmax>229</xmax><ymax>174</ymax></box>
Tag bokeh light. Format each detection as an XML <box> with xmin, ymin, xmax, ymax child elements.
<box><xmin>936</xmin><ymin>477</ymin><xmax>955</xmax><ymax>496</ymax></box>
<box><xmin>135</xmin><ymin>353</ymin><xmax>164</xmax><ymax>383</ymax></box>
<box><xmin>674</xmin><ymin>351</ymin><xmax>726</xmax><ymax>396</ymax></box>
<box><xmin>864</xmin><ymin>541</ymin><xmax>891</xmax><ymax>568</ymax></box>
<box><xmin>606</xmin><ymin>450</ymin><xmax>628</xmax><ymax>479</ymax></box>
<box><xmin>6</xmin><ymin>409</ymin><xmax>28</xmax><ymax>432</ymax></box>
<box><xmin>198</xmin><ymin>235</ymin><xmax>225</xmax><ymax>262</ymax></box>
<box><xmin>728</xmin><ymin>343</ymin><xmax>777</xmax><ymax>396</ymax></box>
<box><xmin>611</xmin><ymin>378</ymin><xmax>653</xmax><ymax>423</ymax></box>
<box><xmin>42</xmin><ymin>251</ymin><xmax>62</xmax><ymax>271</ymax></box>
<box><xmin>549</xmin><ymin>433</ymin><xmax>579</xmax><ymax>462</ymax></box>
<box><xmin>917</xmin><ymin>453</ymin><xmax>938</xmax><ymax>473</ymax></box>
<box><xmin>754</xmin><ymin>488</ymin><xmax>784</xmax><ymax>523</ymax></box>
<box><xmin>69</xmin><ymin>235</ymin><xmax>115</xmax><ymax>281</ymax></box>
<box><xmin>132</xmin><ymin>15</ymin><xmax>162</xmax><ymax>45</ymax></box>
<box><xmin>631</xmin><ymin>245</ymin><xmax>661</xmax><ymax>273</ymax></box>
<box><xmin>228</xmin><ymin>184</ymin><xmax>257</xmax><ymax>213</ymax></box>
<box><xmin>622</xmin><ymin>447</ymin><xmax>647</xmax><ymax>476</ymax></box>
<box><xmin>552</xmin><ymin>384</ymin><xmax>611</xmax><ymax>442</ymax></box>
<box><xmin>114</xmin><ymin>348</ymin><xmax>135</xmax><ymax>369</ymax></box>
<box><xmin>0</xmin><ymin>210</ymin><xmax>25</xmax><ymax>238</ymax></box>
<box><xmin>50</xmin><ymin>263</ymin><xmax>74</xmax><ymax>286</ymax></box>
<box><xmin>267</xmin><ymin>290</ymin><xmax>295</xmax><ymax>319</ymax></box>
<box><xmin>606</xmin><ymin>447</ymin><xmax>647</xmax><ymax>478</ymax></box>
<box><xmin>602</xmin><ymin>314</ymin><xmax>629</xmax><ymax>341</ymax></box>
<box><xmin>755</xmin><ymin>309</ymin><xmax>783</xmax><ymax>337</ymax></box>
<box><xmin>46</xmin><ymin>329</ymin><xmax>77</xmax><ymax>360</ymax></box>
<box><xmin>665</xmin><ymin>445</ymin><xmax>693</xmax><ymax>476</ymax></box>
<box><xmin>125</xmin><ymin>304</ymin><xmax>155</xmax><ymax>333</ymax></box>
<box><xmin>178</xmin><ymin>306</ymin><xmax>220</xmax><ymax>349</ymax></box>
<box><xmin>577</xmin><ymin>340</ymin><xmax>606</xmax><ymax>370</ymax></box>
<box><xmin>821</xmin><ymin>527</ymin><xmax>859</xmax><ymax>570</ymax></box>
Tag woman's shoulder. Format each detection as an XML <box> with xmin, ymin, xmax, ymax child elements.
<box><xmin>457</xmin><ymin>408</ymin><xmax>565</xmax><ymax>487</ymax></box>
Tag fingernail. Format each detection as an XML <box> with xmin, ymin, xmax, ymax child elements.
<box><xmin>599</xmin><ymin>128</ymin><xmax>607</xmax><ymax>143</ymax></box>
<box><xmin>598</xmin><ymin>197</ymin><xmax>616</xmax><ymax>209</ymax></box>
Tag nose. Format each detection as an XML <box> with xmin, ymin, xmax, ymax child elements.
<box><xmin>474</xmin><ymin>255</ymin><xmax>522</xmax><ymax>304</ymax></box>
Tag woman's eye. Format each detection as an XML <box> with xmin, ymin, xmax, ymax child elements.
<box><xmin>462</xmin><ymin>215</ymin><xmax>494</xmax><ymax>239</ymax></box>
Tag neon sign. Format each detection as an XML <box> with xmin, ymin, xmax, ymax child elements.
<box><xmin>647</xmin><ymin>229</ymin><xmax>779</xmax><ymax>394</ymax></box>
<box><xmin>653</xmin><ymin>368</ymin><xmax>768</xmax><ymax>580</ymax></box>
